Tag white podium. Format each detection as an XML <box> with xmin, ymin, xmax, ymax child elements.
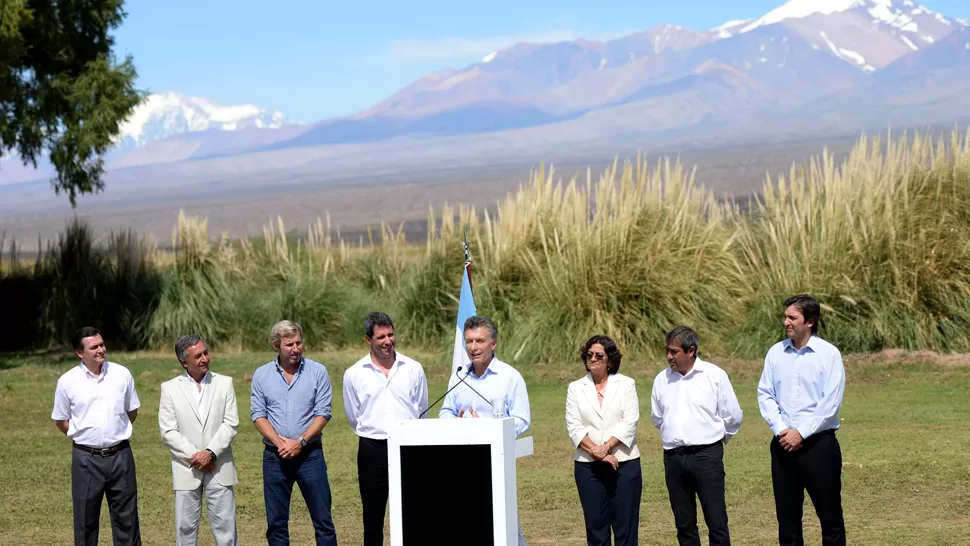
<box><xmin>387</xmin><ymin>417</ymin><xmax>533</xmax><ymax>546</ymax></box>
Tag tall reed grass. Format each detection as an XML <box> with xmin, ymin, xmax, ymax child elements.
<box><xmin>732</xmin><ymin>130</ymin><xmax>970</xmax><ymax>355</ymax></box>
<box><xmin>6</xmin><ymin>129</ymin><xmax>970</xmax><ymax>361</ymax></box>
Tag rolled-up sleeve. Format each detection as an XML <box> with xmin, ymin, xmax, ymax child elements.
<box><xmin>314</xmin><ymin>367</ymin><xmax>333</xmax><ymax>421</ymax></box>
<box><xmin>250</xmin><ymin>370</ymin><xmax>267</xmax><ymax>422</ymax></box>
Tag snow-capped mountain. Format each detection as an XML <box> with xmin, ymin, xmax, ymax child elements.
<box><xmin>7</xmin><ymin>0</ymin><xmax>969</xmax><ymax>185</ymax></box>
<box><xmin>114</xmin><ymin>92</ymin><xmax>295</xmax><ymax>151</ymax></box>
<box><xmin>735</xmin><ymin>0</ymin><xmax>954</xmax><ymax>34</ymax></box>
<box><xmin>713</xmin><ymin>0</ymin><xmax>967</xmax><ymax>71</ymax></box>
<box><xmin>274</xmin><ymin>0</ymin><xmax>969</xmax><ymax>152</ymax></box>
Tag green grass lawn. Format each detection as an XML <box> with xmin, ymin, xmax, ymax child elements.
<box><xmin>1</xmin><ymin>348</ymin><xmax>968</xmax><ymax>545</ymax></box>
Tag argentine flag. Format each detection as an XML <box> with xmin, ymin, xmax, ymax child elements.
<box><xmin>450</xmin><ymin>244</ymin><xmax>476</xmax><ymax>382</ymax></box>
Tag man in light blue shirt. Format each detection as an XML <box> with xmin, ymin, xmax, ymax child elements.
<box><xmin>251</xmin><ymin>320</ymin><xmax>336</xmax><ymax>546</ymax></box>
<box><xmin>758</xmin><ymin>294</ymin><xmax>846</xmax><ymax>546</ymax></box>
<box><xmin>439</xmin><ymin>315</ymin><xmax>531</xmax><ymax>545</ymax></box>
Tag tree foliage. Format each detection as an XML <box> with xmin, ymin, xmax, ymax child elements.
<box><xmin>0</xmin><ymin>0</ymin><xmax>142</xmax><ymax>205</ymax></box>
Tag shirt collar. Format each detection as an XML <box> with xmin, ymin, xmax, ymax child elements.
<box><xmin>79</xmin><ymin>361</ymin><xmax>107</xmax><ymax>378</ymax></box>
<box><xmin>469</xmin><ymin>356</ymin><xmax>500</xmax><ymax>378</ymax></box>
<box><xmin>783</xmin><ymin>336</ymin><xmax>819</xmax><ymax>353</ymax></box>
<box><xmin>184</xmin><ymin>369</ymin><xmax>211</xmax><ymax>384</ymax></box>
<box><xmin>275</xmin><ymin>356</ymin><xmax>305</xmax><ymax>371</ymax></box>
<box><xmin>667</xmin><ymin>357</ymin><xmax>706</xmax><ymax>379</ymax></box>
<box><xmin>363</xmin><ymin>352</ymin><xmax>405</xmax><ymax>371</ymax></box>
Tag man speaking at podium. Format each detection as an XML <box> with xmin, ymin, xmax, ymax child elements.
<box><xmin>439</xmin><ymin>315</ymin><xmax>531</xmax><ymax>546</ymax></box>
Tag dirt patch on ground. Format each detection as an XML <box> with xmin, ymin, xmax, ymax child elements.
<box><xmin>851</xmin><ymin>349</ymin><xmax>970</xmax><ymax>367</ymax></box>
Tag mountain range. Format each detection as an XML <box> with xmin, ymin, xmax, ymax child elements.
<box><xmin>3</xmin><ymin>0</ymin><xmax>970</xmax><ymax>192</ymax></box>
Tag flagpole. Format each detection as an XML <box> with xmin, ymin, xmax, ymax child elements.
<box><xmin>463</xmin><ymin>225</ymin><xmax>472</xmax><ymax>292</ymax></box>
<box><xmin>452</xmin><ymin>226</ymin><xmax>477</xmax><ymax>379</ymax></box>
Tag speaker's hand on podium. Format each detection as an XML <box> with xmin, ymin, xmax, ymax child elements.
<box><xmin>457</xmin><ymin>407</ymin><xmax>480</xmax><ymax>418</ymax></box>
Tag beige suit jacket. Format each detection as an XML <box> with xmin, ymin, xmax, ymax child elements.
<box><xmin>158</xmin><ymin>372</ymin><xmax>239</xmax><ymax>490</ymax></box>
<box><xmin>565</xmin><ymin>372</ymin><xmax>641</xmax><ymax>463</ymax></box>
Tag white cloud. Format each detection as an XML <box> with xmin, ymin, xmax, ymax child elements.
<box><xmin>387</xmin><ymin>28</ymin><xmax>635</xmax><ymax>62</ymax></box>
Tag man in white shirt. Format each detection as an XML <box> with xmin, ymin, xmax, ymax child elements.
<box><xmin>52</xmin><ymin>326</ymin><xmax>142</xmax><ymax>546</ymax></box>
<box><xmin>439</xmin><ymin>315</ymin><xmax>531</xmax><ymax>546</ymax></box>
<box><xmin>158</xmin><ymin>334</ymin><xmax>240</xmax><ymax>546</ymax></box>
<box><xmin>343</xmin><ymin>312</ymin><xmax>428</xmax><ymax>546</ymax></box>
<box><xmin>651</xmin><ymin>326</ymin><xmax>743</xmax><ymax>546</ymax></box>
<box><xmin>757</xmin><ymin>294</ymin><xmax>846</xmax><ymax>546</ymax></box>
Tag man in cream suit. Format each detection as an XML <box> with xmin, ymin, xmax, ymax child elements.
<box><xmin>159</xmin><ymin>334</ymin><xmax>240</xmax><ymax>546</ymax></box>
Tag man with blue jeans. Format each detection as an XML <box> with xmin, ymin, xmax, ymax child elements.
<box><xmin>251</xmin><ymin>320</ymin><xmax>337</xmax><ymax>546</ymax></box>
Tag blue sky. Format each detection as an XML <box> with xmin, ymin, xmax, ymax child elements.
<box><xmin>113</xmin><ymin>0</ymin><xmax>970</xmax><ymax>123</ymax></box>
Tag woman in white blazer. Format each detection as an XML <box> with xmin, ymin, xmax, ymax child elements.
<box><xmin>566</xmin><ymin>335</ymin><xmax>642</xmax><ymax>546</ymax></box>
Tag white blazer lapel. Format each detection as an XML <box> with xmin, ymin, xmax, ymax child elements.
<box><xmin>601</xmin><ymin>375</ymin><xmax>620</xmax><ymax>414</ymax></box>
<box><xmin>584</xmin><ymin>374</ymin><xmax>605</xmax><ymax>418</ymax></box>
<box><xmin>177</xmin><ymin>374</ymin><xmax>202</xmax><ymax>423</ymax></box>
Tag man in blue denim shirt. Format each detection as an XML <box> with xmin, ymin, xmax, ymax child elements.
<box><xmin>251</xmin><ymin>320</ymin><xmax>337</xmax><ymax>546</ymax></box>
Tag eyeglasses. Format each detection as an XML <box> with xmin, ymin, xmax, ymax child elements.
<box><xmin>586</xmin><ymin>352</ymin><xmax>606</xmax><ymax>361</ymax></box>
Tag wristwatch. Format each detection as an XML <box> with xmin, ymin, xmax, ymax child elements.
<box><xmin>299</xmin><ymin>436</ymin><xmax>308</xmax><ymax>447</ymax></box>
<box><xmin>205</xmin><ymin>448</ymin><xmax>216</xmax><ymax>460</ymax></box>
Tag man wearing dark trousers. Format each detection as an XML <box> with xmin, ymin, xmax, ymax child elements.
<box><xmin>758</xmin><ymin>294</ymin><xmax>847</xmax><ymax>546</ymax></box>
<box><xmin>52</xmin><ymin>326</ymin><xmax>143</xmax><ymax>546</ymax></box>
<box><xmin>343</xmin><ymin>312</ymin><xmax>428</xmax><ymax>546</ymax></box>
<box><xmin>650</xmin><ymin>326</ymin><xmax>743</xmax><ymax>546</ymax></box>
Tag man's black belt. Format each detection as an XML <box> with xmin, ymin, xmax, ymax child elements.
<box><xmin>73</xmin><ymin>439</ymin><xmax>130</xmax><ymax>456</ymax></box>
<box><xmin>664</xmin><ymin>441</ymin><xmax>720</xmax><ymax>455</ymax></box>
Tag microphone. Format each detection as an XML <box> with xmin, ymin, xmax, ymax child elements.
<box><xmin>418</xmin><ymin>366</ymin><xmax>491</xmax><ymax>418</ymax></box>
<box><xmin>419</xmin><ymin>366</ymin><xmax>470</xmax><ymax>418</ymax></box>
<box><xmin>451</xmin><ymin>365</ymin><xmax>491</xmax><ymax>407</ymax></box>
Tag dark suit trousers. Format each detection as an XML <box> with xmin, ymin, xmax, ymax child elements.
<box><xmin>358</xmin><ymin>436</ymin><xmax>390</xmax><ymax>546</ymax></box>
<box><xmin>71</xmin><ymin>443</ymin><xmax>142</xmax><ymax>546</ymax></box>
<box><xmin>574</xmin><ymin>459</ymin><xmax>642</xmax><ymax>546</ymax></box>
<box><xmin>770</xmin><ymin>430</ymin><xmax>846</xmax><ymax>546</ymax></box>
<box><xmin>663</xmin><ymin>441</ymin><xmax>730</xmax><ymax>546</ymax></box>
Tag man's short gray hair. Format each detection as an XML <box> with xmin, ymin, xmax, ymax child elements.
<box><xmin>270</xmin><ymin>320</ymin><xmax>303</xmax><ymax>347</ymax></box>
<box><xmin>463</xmin><ymin>315</ymin><xmax>498</xmax><ymax>343</ymax></box>
<box><xmin>174</xmin><ymin>334</ymin><xmax>207</xmax><ymax>363</ymax></box>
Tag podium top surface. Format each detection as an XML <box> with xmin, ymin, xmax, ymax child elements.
<box><xmin>388</xmin><ymin>417</ymin><xmax>533</xmax><ymax>458</ymax></box>
<box><xmin>389</xmin><ymin>416</ymin><xmax>515</xmax><ymax>445</ymax></box>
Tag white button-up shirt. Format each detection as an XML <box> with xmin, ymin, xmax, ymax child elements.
<box><xmin>438</xmin><ymin>356</ymin><xmax>531</xmax><ymax>437</ymax></box>
<box><xmin>51</xmin><ymin>361</ymin><xmax>141</xmax><ymax>448</ymax></box>
<box><xmin>757</xmin><ymin>335</ymin><xmax>846</xmax><ymax>439</ymax></box>
<box><xmin>186</xmin><ymin>370</ymin><xmax>210</xmax><ymax>412</ymax></box>
<box><xmin>650</xmin><ymin>358</ymin><xmax>743</xmax><ymax>450</ymax></box>
<box><xmin>342</xmin><ymin>352</ymin><xmax>429</xmax><ymax>440</ymax></box>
